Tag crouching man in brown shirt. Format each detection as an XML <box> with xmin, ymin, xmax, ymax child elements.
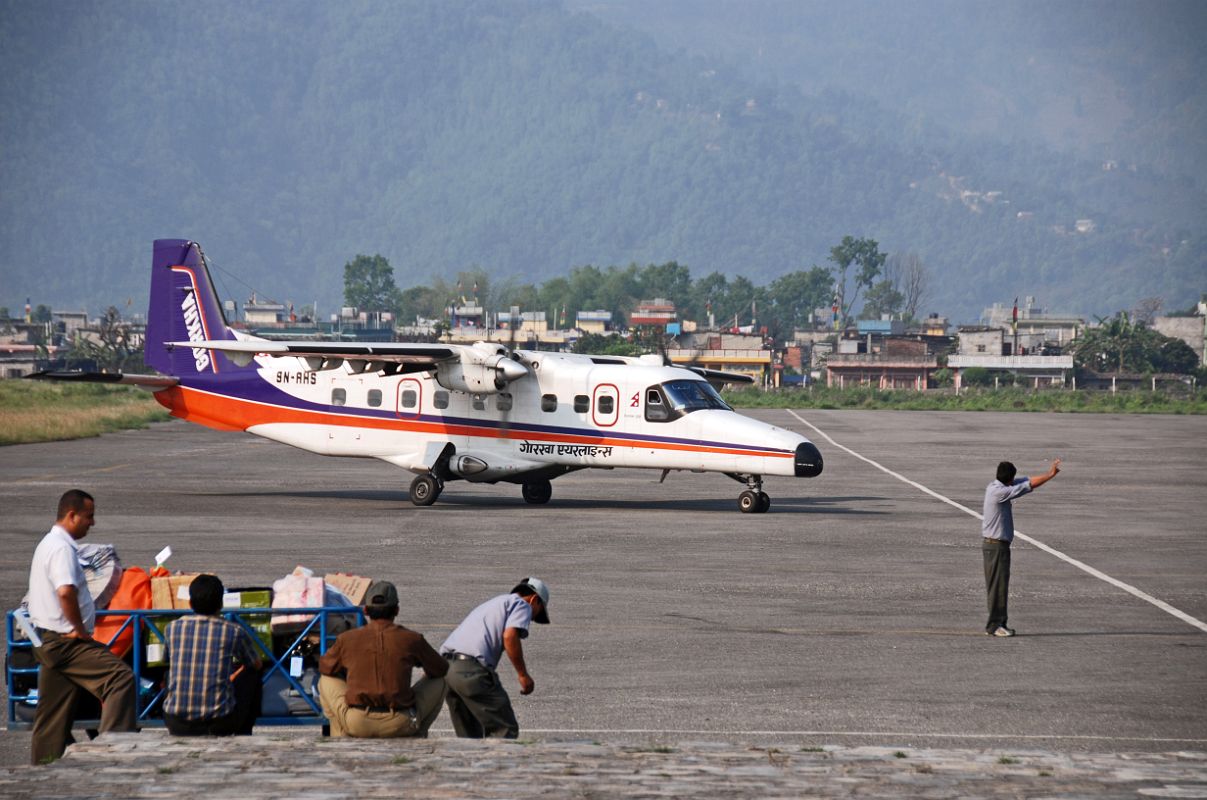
<box><xmin>318</xmin><ymin>581</ymin><xmax>448</xmax><ymax>737</ymax></box>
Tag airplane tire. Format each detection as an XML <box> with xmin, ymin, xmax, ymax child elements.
<box><xmin>738</xmin><ymin>490</ymin><xmax>759</xmax><ymax>513</ymax></box>
<box><xmin>409</xmin><ymin>475</ymin><xmax>440</xmax><ymax>506</ymax></box>
<box><xmin>757</xmin><ymin>492</ymin><xmax>771</xmax><ymax>513</ymax></box>
<box><xmin>522</xmin><ymin>480</ymin><xmax>552</xmax><ymax>505</ymax></box>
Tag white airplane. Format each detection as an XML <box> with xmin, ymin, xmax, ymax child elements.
<box><xmin>40</xmin><ymin>239</ymin><xmax>823</xmax><ymax>512</ymax></box>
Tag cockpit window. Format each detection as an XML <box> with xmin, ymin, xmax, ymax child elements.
<box><xmin>660</xmin><ymin>380</ymin><xmax>731</xmax><ymax>412</ymax></box>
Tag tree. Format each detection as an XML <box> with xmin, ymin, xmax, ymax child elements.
<box><xmin>637</xmin><ymin>261</ymin><xmax>692</xmax><ymax>304</ymax></box>
<box><xmin>889</xmin><ymin>252</ymin><xmax>931</xmax><ymax>321</ymax></box>
<box><xmin>64</xmin><ymin>306</ymin><xmax>142</xmax><ymax>372</ymax></box>
<box><xmin>859</xmin><ymin>279</ymin><xmax>905</xmax><ymax>320</ymax></box>
<box><xmin>828</xmin><ymin>236</ymin><xmax>886</xmax><ymax>324</ymax></box>
<box><xmin>1154</xmin><ymin>337</ymin><xmax>1199</xmax><ymax>374</ymax></box>
<box><xmin>762</xmin><ymin>267</ymin><xmax>833</xmax><ymax>339</ymax></box>
<box><xmin>398</xmin><ymin>285</ymin><xmax>445</xmax><ymax>325</ymax></box>
<box><xmin>572</xmin><ymin>332</ymin><xmax>642</xmax><ymax>357</ymax></box>
<box><xmin>1073</xmin><ymin>312</ymin><xmax>1200</xmax><ymax>374</ymax></box>
<box><xmin>343</xmin><ymin>254</ymin><xmax>401</xmax><ymax>313</ymax></box>
<box><xmin>1132</xmin><ymin>297</ymin><xmax>1163</xmax><ymax>326</ymax></box>
<box><xmin>687</xmin><ymin>271</ymin><xmax>730</xmax><ymax>325</ymax></box>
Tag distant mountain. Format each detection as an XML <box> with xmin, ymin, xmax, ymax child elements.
<box><xmin>1</xmin><ymin>0</ymin><xmax>1202</xmax><ymax>322</ymax></box>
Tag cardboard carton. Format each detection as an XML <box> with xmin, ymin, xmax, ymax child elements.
<box><xmin>324</xmin><ymin>573</ymin><xmax>373</xmax><ymax>606</ymax></box>
<box><xmin>147</xmin><ymin>574</ymin><xmax>199</xmax><ymax>666</ymax></box>
<box><xmin>151</xmin><ymin>574</ymin><xmax>199</xmax><ymax>610</ymax></box>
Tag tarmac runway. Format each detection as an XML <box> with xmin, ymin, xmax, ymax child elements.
<box><xmin>1</xmin><ymin>409</ymin><xmax>1205</xmax><ymax>769</ymax></box>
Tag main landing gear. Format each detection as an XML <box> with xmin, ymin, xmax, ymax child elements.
<box><xmin>731</xmin><ymin>474</ymin><xmax>771</xmax><ymax>514</ymax></box>
<box><xmin>409</xmin><ymin>474</ymin><xmax>443</xmax><ymax>506</ymax></box>
<box><xmin>521</xmin><ymin>479</ymin><xmax>552</xmax><ymax>505</ymax></box>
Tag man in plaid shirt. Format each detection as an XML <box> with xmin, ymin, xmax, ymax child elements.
<box><xmin>163</xmin><ymin>574</ymin><xmax>263</xmax><ymax>735</ymax></box>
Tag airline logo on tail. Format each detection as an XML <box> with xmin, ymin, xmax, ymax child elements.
<box><xmin>172</xmin><ymin>266</ymin><xmax>218</xmax><ymax>373</ymax></box>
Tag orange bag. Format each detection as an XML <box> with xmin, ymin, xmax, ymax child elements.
<box><xmin>94</xmin><ymin>566</ymin><xmax>152</xmax><ymax>657</ymax></box>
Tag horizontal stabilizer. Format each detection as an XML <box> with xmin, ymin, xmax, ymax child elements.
<box><xmin>25</xmin><ymin>370</ymin><xmax>179</xmax><ymax>388</ymax></box>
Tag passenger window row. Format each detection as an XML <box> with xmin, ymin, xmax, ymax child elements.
<box><xmin>330</xmin><ymin>388</ymin><xmax>386</xmax><ymax>408</ymax></box>
<box><xmin>330</xmin><ymin>388</ymin><xmax>612</xmax><ymax>415</ymax></box>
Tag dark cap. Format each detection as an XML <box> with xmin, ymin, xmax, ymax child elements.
<box><xmin>364</xmin><ymin>580</ymin><xmax>399</xmax><ymax>609</ymax></box>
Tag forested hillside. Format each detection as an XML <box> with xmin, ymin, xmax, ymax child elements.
<box><xmin>1</xmin><ymin>0</ymin><xmax>1202</xmax><ymax>322</ymax></box>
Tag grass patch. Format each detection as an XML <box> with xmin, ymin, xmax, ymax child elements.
<box><xmin>724</xmin><ymin>385</ymin><xmax>1207</xmax><ymax>414</ymax></box>
<box><xmin>998</xmin><ymin>756</ymin><xmax>1019</xmax><ymax>765</ymax></box>
<box><xmin>392</xmin><ymin>755</ymin><xmax>412</xmax><ymax>765</ymax></box>
<box><xmin>894</xmin><ymin>751</ymin><xmax>908</xmax><ymax>759</ymax></box>
<box><xmin>0</xmin><ymin>381</ymin><xmax>171</xmax><ymax>445</ymax></box>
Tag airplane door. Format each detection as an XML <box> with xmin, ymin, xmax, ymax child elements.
<box><xmin>592</xmin><ymin>383</ymin><xmax>619</xmax><ymax>428</ymax></box>
<box><xmin>396</xmin><ymin>377</ymin><xmax>422</xmax><ymax>419</ymax></box>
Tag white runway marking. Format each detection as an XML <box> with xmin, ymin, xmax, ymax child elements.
<box><xmin>786</xmin><ymin>409</ymin><xmax>1207</xmax><ymax>635</ymax></box>
<box><xmin>511</xmin><ymin>728</ymin><xmax>1207</xmax><ymax>744</ymax></box>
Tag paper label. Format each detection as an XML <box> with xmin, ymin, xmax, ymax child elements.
<box><xmin>155</xmin><ymin>546</ymin><xmax>172</xmax><ymax>566</ymax></box>
<box><xmin>147</xmin><ymin>643</ymin><xmax>164</xmax><ymax>663</ymax></box>
<box><xmin>177</xmin><ymin>585</ymin><xmax>191</xmax><ymax>600</ymax></box>
<box><xmin>289</xmin><ymin>656</ymin><xmax>303</xmax><ymax>677</ymax></box>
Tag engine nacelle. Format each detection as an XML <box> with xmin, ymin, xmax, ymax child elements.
<box><xmin>434</xmin><ymin>342</ymin><xmax>528</xmax><ymax>394</ymax></box>
<box><xmin>448</xmin><ymin>451</ymin><xmax>544</xmax><ymax>483</ymax></box>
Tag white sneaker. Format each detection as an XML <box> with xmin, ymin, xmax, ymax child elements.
<box><xmin>987</xmin><ymin>626</ymin><xmax>1016</xmax><ymax>637</ymax></box>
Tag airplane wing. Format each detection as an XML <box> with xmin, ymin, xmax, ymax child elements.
<box><xmin>169</xmin><ymin>340</ymin><xmax>458</xmax><ymax>371</ymax></box>
<box><xmin>685</xmin><ymin>366</ymin><xmax>755</xmax><ymax>387</ymax></box>
<box><xmin>25</xmin><ymin>370</ymin><xmax>180</xmax><ymax>388</ymax></box>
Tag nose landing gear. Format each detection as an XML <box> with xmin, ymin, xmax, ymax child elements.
<box><xmin>731</xmin><ymin>474</ymin><xmax>771</xmax><ymax>513</ymax></box>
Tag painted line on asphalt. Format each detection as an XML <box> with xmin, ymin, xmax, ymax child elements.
<box><xmin>511</xmin><ymin>728</ymin><xmax>1207</xmax><ymax>744</ymax></box>
<box><xmin>786</xmin><ymin>409</ymin><xmax>1207</xmax><ymax>635</ymax></box>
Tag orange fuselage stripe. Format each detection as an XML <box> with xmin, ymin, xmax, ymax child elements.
<box><xmin>157</xmin><ymin>386</ymin><xmax>792</xmax><ymax>460</ymax></box>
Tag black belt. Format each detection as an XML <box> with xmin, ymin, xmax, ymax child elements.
<box><xmin>445</xmin><ymin>652</ymin><xmax>478</xmax><ymax>662</ymax></box>
<box><xmin>350</xmin><ymin>704</ymin><xmax>409</xmax><ymax>714</ymax></box>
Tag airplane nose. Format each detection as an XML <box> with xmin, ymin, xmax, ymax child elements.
<box><xmin>794</xmin><ymin>442</ymin><xmax>823</xmax><ymax>477</ymax></box>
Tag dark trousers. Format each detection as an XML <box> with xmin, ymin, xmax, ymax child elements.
<box><xmin>164</xmin><ymin>666</ymin><xmax>261</xmax><ymax>737</ymax></box>
<box><xmin>443</xmin><ymin>658</ymin><xmax>519</xmax><ymax>739</ymax></box>
<box><xmin>31</xmin><ymin>632</ymin><xmax>137</xmax><ymax>765</ymax></box>
<box><xmin>983</xmin><ymin>539</ymin><xmax>1011</xmax><ymax>632</ymax></box>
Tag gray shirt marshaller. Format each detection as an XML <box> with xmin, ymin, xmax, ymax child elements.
<box><xmin>981</xmin><ymin>478</ymin><xmax>1032</xmax><ymax>542</ymax></box>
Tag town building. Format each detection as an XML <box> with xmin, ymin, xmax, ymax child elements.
<box><xmin>668</xmin><ymin>331</ymin><xmax>772</xmax><ymax>386</ymax></box>
<box><xmin>824</xmin><ymin>335</ymin><xmax>940</xmax><ymax>390</ymax></box>
<box><xmin>981</xmin><ymin>298</ymin><xmax>1083</xmax><ymax>350</ymax></box>
<box><xmin>629</xmin><ymin>298</ymin><xmax>677</xmax><ymax>329</ymax></box>
<box><xmin>1153</xmin><ymin>296</ymin><xmax>1206</xmax><ymax>366</ymax></box>
<box><xmin>948</xmin><ymin>327</ymin><xmax>1074</xmax><ymax>388</ymax></box>
<box><xmin>575</xmin><ymin>310</ymin><xmax>613</xmax><ymax>334</ymax></box>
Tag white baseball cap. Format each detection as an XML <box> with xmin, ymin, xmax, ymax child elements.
<box><xmin>511</xmin><ymin>577</ymin><xmax>550</xmax><ymax>624</ymax></box>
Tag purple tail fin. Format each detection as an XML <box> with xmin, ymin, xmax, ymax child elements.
<box><xmin>144</xmin><ymin>239</ymin><xmax>237</xmax><ymax>377</ymax></box>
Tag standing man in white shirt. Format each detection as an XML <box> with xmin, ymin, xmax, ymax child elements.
<box><xmin>26</xmin><ymin>489</ymin><xmax>137</xmax><ymax>764</ymax></box>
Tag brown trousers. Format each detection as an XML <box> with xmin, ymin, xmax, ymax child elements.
<box><xmin>31</xmin><ymin>632</ymin><xmax>137</xmax><ymax>765</ymax></box>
